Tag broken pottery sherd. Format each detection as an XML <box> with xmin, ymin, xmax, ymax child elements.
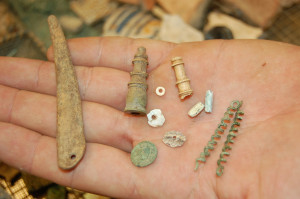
<box><xmin>162</xmin><ymin>131</ymin><xmax>186</xmax><ymax>147</ymax></box>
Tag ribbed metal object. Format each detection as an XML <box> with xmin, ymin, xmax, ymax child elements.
<box><xmin>124</xmin><ymin>47</ymin><xmax>148</xmax><ymax>115</ymax></box>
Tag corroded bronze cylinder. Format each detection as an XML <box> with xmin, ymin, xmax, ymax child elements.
<box><xmin>124</xmin><ymin>47</ymin><xmax>148</xmax><ymax>115</ymax></box>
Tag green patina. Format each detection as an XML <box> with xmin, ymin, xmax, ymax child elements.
<box><xmin>131</xmin><ymin>141</ymin><xmax>157</xmax><ymax>167</ymax></box>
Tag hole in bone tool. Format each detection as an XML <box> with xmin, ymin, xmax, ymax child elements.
<box><xmin>70</xmin><ymin>154</ymin><xmax>76</xmax><ymax>160</ymax></box>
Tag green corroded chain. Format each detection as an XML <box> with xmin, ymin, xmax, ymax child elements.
<box><xmin>194</xmin><ymin>100</ymin><xmax>240</xmax><ymax>171</ymax></box>
<box><xmin>216</xmin><ymin>100</ymin><xmax>244</xmax><ymax>176</ymax></box>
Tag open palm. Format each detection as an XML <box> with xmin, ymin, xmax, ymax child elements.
<box><xmin>0</xmin><ymin>37</ymin><xmax>300</xmax><ymax>199</ymax></box>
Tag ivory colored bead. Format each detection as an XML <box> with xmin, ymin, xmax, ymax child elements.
<box><xmin>171</xmin><ymin>57</ymin><xmax>193</xmax><ymax>99</ymax></box>
<box><xmin>156</xmin><ymin>86</ymin><xmax>165</xmax><ymax>96</ymax></box>
<box><xmin>188</xmin><ymin>101</ymin><xmax>205</xmax><ymax>117</ymax></box>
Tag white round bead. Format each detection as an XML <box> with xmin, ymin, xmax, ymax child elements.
<box><xmin>155</xmin><ymin>86</ymin><xmax>165</xmax><ymax>96</ymax></box>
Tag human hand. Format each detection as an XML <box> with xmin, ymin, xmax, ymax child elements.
<box><xmin>0</xmin><ymin>37</ymin><xmax>300</xmax><ymax>198</ymax></box>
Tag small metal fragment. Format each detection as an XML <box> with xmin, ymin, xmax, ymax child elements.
<box><xmin>147</xmin><ymin>109</ymin><xmax>165</xmax><ymax>127</ymax></box>
<box><xmin>124</xmin><ymin>47</ymin><xmax>148</xmax><ymax>115</ymax></box>
<box><xmin>131</xmin><ymin>141</ymin><xmax>158</xmax><ymax>167</ymax></box>
<box><xmin>188</xmin><ymin>101</ymin><xmax>205</xmax><ymax>117</ymax></box>
<box><xmin>156</xmin><ymin>86</ymin><xmax>165</xmax><ymax>96</ymax></box>
<box><xmin>171</xmin><ymin>57</ymin><xmax>193</xmax><ymax>99</ymax></box>
<box><xmin>205</xmin><ymin>90</ymin><xmax>213</xmax><ymax>113</ymax></box>
<box><xmin>162</xmin><ymin>131</ymin><xmax>186</xmax><ymax>147</ymax></box>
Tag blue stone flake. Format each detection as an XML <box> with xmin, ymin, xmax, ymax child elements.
<box><xmin>205</xmin><ymin>90</ymin><xmax>213</xmax><ymax>113</ymax></box>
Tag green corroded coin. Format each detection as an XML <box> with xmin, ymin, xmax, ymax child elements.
<box><xmin>131</xmin><ymin>141</ymin><xmax>158</xmax><ymax>167</ymax></box>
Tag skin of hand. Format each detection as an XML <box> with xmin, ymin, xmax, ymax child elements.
<box><xmin>0</xmin><ymin>37</ymin><xmax>300</xmax><ymax>199</ymax></box>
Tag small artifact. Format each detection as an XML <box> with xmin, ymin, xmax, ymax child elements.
<box><xmin>48</xmin><ymin>15</ymin><xmax>85</xmax><ymax>170</ymax></box>
<box><xmin>124</xmin><ymin>47</ymin><xmax>148</xmax><ymax>115</ymax></box>
<box><xmin>156</xmin><ymin>86</ymin><xmax>165</xmax><ymax>96</ymax></box>
<box><xmin>171</xmin><ymin>57</ymin><xmax>193</xmax><ymax>99</ymax></box>
<box><xmin>147</xmin><ymin>109</ymin><xmax>165</xmax><ymax>127</ymax></box>
<box><xmin>216</xmin><ymin>100</ymin><xmax>244</xmax><ymax>177</ymax></box>
<box><xmin>162</xmin><ymin>131</ymin><xmax>186</xmax><ymax>147</ymax></box>
<box><xmin>188</xmin><ymin>101</ymin><xmax>204</xmax><ymax>117</ymax></box>
<box><xmin>131</xmin><ymin>141</ymin><xmax>158</xmax><ymax>167</ymax></box>
<box><xmin>205</xmin><ymin>90</ymin><xmax>213</xmax><ymax>113</ymax></box>
<box><xmin>194</xmin><ymin>100</ymin><xmax>239</xmax><ymax>171</ymax></box>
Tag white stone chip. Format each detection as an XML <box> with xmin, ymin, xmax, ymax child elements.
<box><xmin>147</xmin><ymin>109</ymin><xmax>165</xmax><ymax>127</ymax></box>
<box><xmin>188</xmin><ymin>101</ymin><xmax>205</xmax><ymax>117</ymax></box>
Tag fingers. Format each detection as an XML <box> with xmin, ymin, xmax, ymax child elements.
<box><xmin>0</xmin><ymin>85</ymin><xmax>134</xmax><ymax>152</ymax></box>
<box><xmin>0</xmin><ymin>57</ymin><xmax>129</xmax><ymax>110</ymax></box>
<box><xmin>0</xmin><ymin>122</ymin><xmax>137</xmax><ymax>198</ymax></box>
<box><xmin>47</xmin><ymin>37</ymin><xmax>176</xmax><ymax>71</ymax></box>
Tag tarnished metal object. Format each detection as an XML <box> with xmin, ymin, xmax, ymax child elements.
<box><xmin>162</xmin><ymin>131</ymin><xmax>186</xmax><ymax>147</ymax></box>
<box><xmin>131</xmin><ymin>141</ymin><xmax>157</xmax><ymax>167</ymax></box>
<box><xmin>171</xmin><ymin>57</ymin><xmax>193</xmax><ymax>99</ymax></box>
<box><xmin>48</xmin><ymin>15</ymin><xmax>85</xmax><ymax>170</ymax></box>
<box><xmin>188</xmin><ymin>101</ymin><xmax>204</xmax><ymax>117</ymax></box>
<box><xmin>217</xmin><ymin>100</ymin><xmax>244</xmax><ymax>177</ymax></box>
<box><xmin>124</xmin><ymin>47</ymin><xmax>148</xmax><ymax>115</ymax></box>
<box><xmin>194</xmin><ymin>100</ymin><xmax>238</xmax><ymax>171</ymax></box>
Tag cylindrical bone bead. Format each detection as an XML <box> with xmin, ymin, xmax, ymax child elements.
<box><xmin>124</xmin><ymin>47</ymin><xmax>148</xmax><ymax>115</ymax></box>
<box><xmin>171</xmin><ymin>57</ymin><xmax>193</xmax><ymax>99</ymax></box>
